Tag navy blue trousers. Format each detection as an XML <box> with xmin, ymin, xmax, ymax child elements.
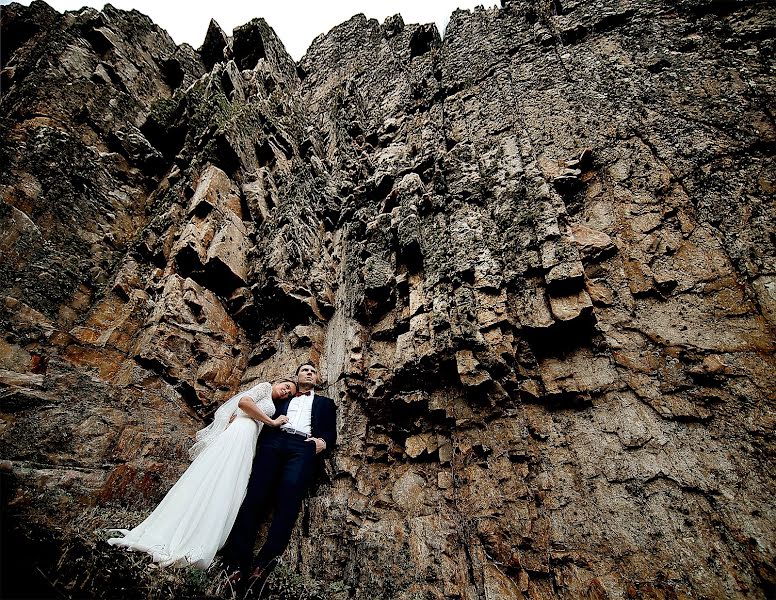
<box><xmin>221</xmin><ymin>430</ymin><xmax>316</xmax><ymax>573</ymax></box>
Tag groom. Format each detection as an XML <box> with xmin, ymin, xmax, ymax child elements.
<box><xmin>221</xmin><ymin>361</ymin><xmax>337</xmax><ymax>585</ymax></box>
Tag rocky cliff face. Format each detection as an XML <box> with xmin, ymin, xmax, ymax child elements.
<box><xmin>1</xmin><ymin>0</ymin><xmax>774</xmax><ymax>598</ymax></box>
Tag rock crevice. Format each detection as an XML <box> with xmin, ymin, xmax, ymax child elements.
<box><xmin>1</xmin><ymin>1</ymin><xmax>774</xmax><ymax>598</ymax></box>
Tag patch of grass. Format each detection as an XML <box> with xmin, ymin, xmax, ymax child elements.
<box><xmin>257</xmin><ymin>563</ymin><xmax>351</xmax><ymax>600</ymax></box>
<box><xmin>4</xmin><ymin>503</ymin><xmax>355</xmax><ymax>600</ymax></box>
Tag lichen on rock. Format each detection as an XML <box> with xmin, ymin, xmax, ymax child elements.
<box><xmin>1</xmin><ymin>0</ymin><xmax>775</xmax><ymax>599</ymax></box>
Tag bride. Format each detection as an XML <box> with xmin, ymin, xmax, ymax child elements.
<box><xmin>107</xmin><ymin>378</ymin><xmax>296</xmax><ymax>569</ymax></box>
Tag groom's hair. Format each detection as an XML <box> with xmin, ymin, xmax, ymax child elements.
<box><xmin>295</xmin><ymin>361</ymin><xmax>316</xmax><ymax>375</ymax></box>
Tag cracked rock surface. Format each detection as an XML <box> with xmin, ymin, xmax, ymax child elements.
<box><xmin>1</xmin><ymin>0</ymin><xmax>774</xmax><ymax>598</ymax></box>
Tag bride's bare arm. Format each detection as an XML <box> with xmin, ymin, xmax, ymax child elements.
<box><xmin>237</xmin><ymin>396</ymin><xmax>289</xmax><ymax>427</ymax></box>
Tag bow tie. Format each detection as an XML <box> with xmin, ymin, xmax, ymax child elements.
<box><xmin>294</xmin><ymin>391</ymin><xmax>309</xmax><ymax>397</ymax></box>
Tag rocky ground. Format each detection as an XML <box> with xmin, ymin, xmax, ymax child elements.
<box><xmin>0</xmin><ymin>0</ymin><xmax>774</xmax><ymax>598</ymax></box>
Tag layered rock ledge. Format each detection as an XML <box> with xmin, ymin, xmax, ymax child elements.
<box><xmin>1</xmin><ymin>0</ymin><xmax>774</xmax><ymax>598</ymax></box>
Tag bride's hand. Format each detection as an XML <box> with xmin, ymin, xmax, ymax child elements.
<box><xmin>270</xmin><ymin>415</ymin><xmax>289</xmax><ymax>427</ymax></box>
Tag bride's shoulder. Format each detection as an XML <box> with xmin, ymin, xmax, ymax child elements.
<box><xmin>244</xmin><ymin>381</ymin><xmax>272</xmax><ymax>399</ymax></box>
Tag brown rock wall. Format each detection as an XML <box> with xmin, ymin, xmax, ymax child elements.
<box><xmin>0</xmin><ymin>0</ymin><xmax>774</xmax><ymax>598</ymax></box>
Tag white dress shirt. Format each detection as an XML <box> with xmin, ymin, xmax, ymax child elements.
<box><xmin>282</xmin><ymin>390</ymin><xmax>314</xmax><ymax>435</ymax></box>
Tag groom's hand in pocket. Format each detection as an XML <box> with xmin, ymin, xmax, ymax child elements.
<box><xmin>306</xmin><ymin>437</ymin><xmax>326</xmax><ymax>454</ymax></box>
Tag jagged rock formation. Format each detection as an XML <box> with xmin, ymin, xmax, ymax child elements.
<box><xmin>1</xmin><ymin>0</ymin><xmax>774</xmax><ymax>598</ymax></box>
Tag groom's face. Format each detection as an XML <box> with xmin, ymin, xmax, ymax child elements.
<box><xmin>297</xmin><ymin>364</ymin><xmax>318</xmax><ymax>388</ymax></box>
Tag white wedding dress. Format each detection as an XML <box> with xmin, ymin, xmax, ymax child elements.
<box><xmin>107</xmin><ymin>382</ymin><xmax>275</xmax><ymax>569</ymax></box>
